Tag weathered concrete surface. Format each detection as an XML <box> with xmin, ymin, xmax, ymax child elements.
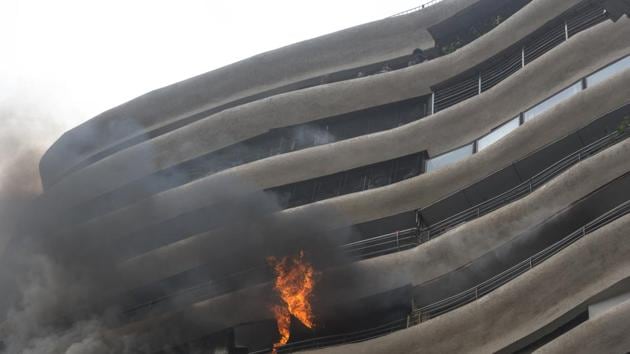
<box><xmin>533</xmin><ymin>298</ymin><xmax>630</xmax><ymax>354</ymax></box>
<box><xmin>40</xmin><ymin>0</ymin><xmax>477</xmax><ymax>184</ymax></box>
<box><xmin>119</xmin><ymin>137</ymin><xmax>630</xmax><ymax>295</ymax></box>
<box><xmin>302</xmin><ymin>215</ymin><xmax>630</xmax><ymax>354</ymax></box>
<box><xmin>40</xmin><ymin>0</ymin><xmax>591</xmax><ymax>211</ymax></box>
<box><xmin>48</xmin><ymin>60</ymin><xmax>630</xmax><ymax>256</ymax></box>
<box><xmin>112</xmin><ymin>210</ymin><xmax>630</xmax><ymax>347</ymax></box>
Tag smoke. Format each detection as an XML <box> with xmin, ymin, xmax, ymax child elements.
<box><xmin>0</xmin><ymin>87</ymin><xmax>148</xmax><ymax>353</ymax></box>
<box><xmin>0</xmin><ymin>83</ymin><xmax>360</xmax><ymax>353</ymax></box>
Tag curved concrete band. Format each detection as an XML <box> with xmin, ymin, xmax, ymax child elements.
<box><xmin>52</xmin><ymin>60</ymin><xmax>630</xmax><ymax>266</ymax></box>
<box><xmin>42</xmin><ymin>15</ymin><xmax>630</xmax><ymax>249</ymax></box>
<box><xmin>40</xmin><ymin>0</ymin><xmax>486</xmax><ymax>185</ymax></box>
<box><xmin>119</xmin><ymin>136</ymin><xmax>630</xmax><ymax>298</ymax></box>
<box><xmin>40</xmin><ymin>0</ymin><xmax>586</xmax><ymax>212</ymax></box>
<box><xmin>533</xmin><ymin>298</ymin><xmax>630</xmax><ymax>354</ymax></box>
<box><xmin>303</xmin><ymin>214</ymin><xmax>630</xmax><ymax>354</ymax></box>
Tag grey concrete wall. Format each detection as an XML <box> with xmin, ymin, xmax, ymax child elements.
<box><xmin>50</xmin><ymin>59</ymin><xmax>630</xmax><ymax>261</ymax></box>
<box><xmin>588</xmin><ymin>289</ymin><xmax>630</xmax><ymax>318</ymax></box>
<box><xmin>39</xmin><ymin>0</ymin><xmax>479</xmax><ymax>184</ymax></box>
<box><xmin>303</xmin><ymin>214</ymin><xmax>630</xmax><ymax>354</ymax></box>
<box><xmin>40</xmin><ymin>0</ymin><xmax>587</xmax><ymax>210</ymax></box>
<box><xmin>119</xmin><ymin>137</ymin><xmax>630</xmax><ymax>295</ymax></box>
<box><xmin>112</xmin><ymin>209</ymin><xmax>630</xmax><ymax>347</ymax></box>
<box><xmin>534</xmin><ymin>298</ymin><xmax>630</xmax><ymax>354</ymax></box>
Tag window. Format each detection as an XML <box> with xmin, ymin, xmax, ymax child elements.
<box><xmin>523</xmin><ymin>82</ymin><xmax>582</xmax><ymax>122</ymax></box>
<box><xmin>586</xmin><ymin>56</ymin><xmax>630</xmax><ymax>87</ymax></box>
<box><xmin>477</xmin><ymin>117</ymin><xmax>520</xmax><ymax>151</ymax></box>
<box><xmin>392</xmin><ymin>154</ymin><xmax>423</xmax><ymax>182</ymax></box>
<box><xmin>426</xmin><ymin>143</ymin><xmax>474</xmax><ymax>172</ymax></box>
<box><xmin>289</xmin><ymin>181</ymin><xmax>316</xmax><ymax>207</ymax></box>
<box><xmin>366</xmin><ymin>162</ymin><xmax>393</xmax><ymax>189</ymax></box>
<box><xmin>314</xmin><ymin>174</ymin><xmax>343</xmax><ymax>201</ymax></box>
<box><xmin>341</xmin><ymin>168</ymin><xmax>368</xmax><ymax>194</ymax></box>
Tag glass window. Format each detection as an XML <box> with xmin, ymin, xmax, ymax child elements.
<box><xmin>314</xmin><ymin>174</ymin><xmax>343</xmax><ymax>201</ymax></box>
<box><xmin>477</xmin><ymin>117</ymin><xmax>520</xmax><ymax>151</ymax></box>
<box><xmin>586</xmin><ymin>56</ymin><xmax>630</xmax><ymax>87</ymax></box>
<box><xmin>523</xmin><ymin>82</ymin><xmax>583</xmax><ymax>122</ymax></box>
<box><xmin>340</xmin><ymin>168</ymin><xmax>368</xmax><ymax>194</ymax></box>
<box><xmin>392</xmin><ymin>154</ymin><xmax>422</xmax><ymax>182</ymax></box>
<box><xmin>366</xmin><ymin>161</ymin><xmax>393</xmax><ymax>189</ymax></box>
<box><xmin>426</xmin><ymin>143</ymin><xmax>474</xmax><ymax>172</ymax></box>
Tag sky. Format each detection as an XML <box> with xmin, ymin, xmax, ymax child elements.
<box><xmin>1</xmin><ymin>0</ymin><xmax>433</xmax><ymax>139</ymax></box>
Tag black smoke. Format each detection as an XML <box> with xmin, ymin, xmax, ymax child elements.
<box><xmin>0</xmin><ymin>97</ymin><xmax>359</xmax><ymax>353</ymax></box>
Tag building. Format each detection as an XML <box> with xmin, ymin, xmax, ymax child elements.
<box><xmin>38</xmin><ymin>0</ymin><xmax>630</xmax><ymax>352</ymax></box>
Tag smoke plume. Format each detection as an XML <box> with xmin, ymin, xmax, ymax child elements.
<box><xmin>0</xmin><ymin>86</ymin><xmax>358</xmax><ymax>353</ymax></box>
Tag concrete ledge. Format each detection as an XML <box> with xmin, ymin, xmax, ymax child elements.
<box><xmin>533</xmin><ymin>298</ymin><xmax>630</xmax><ymax>354</ymax></box>
<box><xmin>40</xmin><ymin>0</ymin><xmax>590</xmax><ymax>211</ymax></box>
<box><xmin>47</xmin><ymin>59</ymin><xmax>630</xmax><ymax>257</ymax></box>
<box><xmin>303</xmin><ymin>214</ymin><xmax>630</xmax><ymax>354</ymax></box>
<box><xmin>118</xmin><ymin>137</ymin><xmax>630</xmax><ymax>296</ymax></box>
<box><xmin>40</xmin><ymin>0</ymin><xmax>481</xmax><ymax>185</ymax></box>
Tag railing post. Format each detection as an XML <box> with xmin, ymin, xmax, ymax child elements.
<box><xmin>528</xmin><ymin>180</ymin><xmax>533</xmax><ymax>193</ymax></box>
<box><xmin>406</xmin><ymin>314</ymin><xmax>411</xmax><ymax>328</ymax></box>
<box><xmin>396</xmin><ymin>231</ymin><xmax>400</xmax><ymax>250</ymax></box>
<box><xmin>529</xmin><ymin>258</ymin><xmax>533</xmax><ymax>269</ymax></box>
<box><xmin>474</xmin><ymin>287</ymin><xmax>479</xmax><ymax>300</ymax></box>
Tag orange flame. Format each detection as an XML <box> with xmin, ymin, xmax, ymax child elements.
<box><xmin>268</xmin><ymin>251</ymin><xmax>317</xmax><ymax>352</ymax></box>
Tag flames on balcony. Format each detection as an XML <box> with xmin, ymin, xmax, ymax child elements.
<box><xmin>267</xmin><ymin>250</ymin><xmax>318</xmax><ymax>352</ymax></box>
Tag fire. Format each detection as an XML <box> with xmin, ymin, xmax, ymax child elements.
<box><xmin>267</xmin><ymin>250</ymin><xmax>317</xmax><ymax>352</ymax></box>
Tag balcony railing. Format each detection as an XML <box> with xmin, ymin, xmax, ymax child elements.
<box><xmin>342</xmin><ymin>129</ymin><xmax>628</xmax><ymax>260</ymax></box>
<box><xmin>258</xmin><ymin>199</ymin><xmax>630</xmax><ymax>353</ymax></box>
<box><xmin>389</xmin><ymin>0</ymin><xmax>444</xmax><ymax>18</ymax></box>
<box><xmin>433</xmin><ymin>3</ymin><xmax>607</xmax><ymax>112</ymax></box>
<box><xmin>120</xmin><ymin>128</ymin><xmax>627</xmax><ymax>321</ymax></box>
<box><xmin>419</xmin><ymin>129</ymin><xmax>627</xmax><ymax>241</ymax></box>
<box><xmin>411</xmin><ymin>199</ymin><xmax>630</xmax><ymax>323</ymax></box>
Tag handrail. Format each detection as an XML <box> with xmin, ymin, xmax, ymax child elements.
<box><xmin>121</xmin><ymin>129</ymin><xmax>627</xmax><ymax>321</ymax></box>
<box><xmin>258</xmin><ymin>200</ymin><xmax>630</xmax><ymax>353</ymax></box>
<box><xmin>389</xmin><ymin>0</ymin><xmax>444</xmax><ymax>18</ymax></box>
<box><xmin>411</xmin><ymin>199</ymin><xmax>630</xmax><ymax>322</ymax></box>
<box><xmin>343</xmin><ymin>130</ymin><xmax>627</xmax><ymax>260</ymax></box>
<box><xmin>419</xmin><ymin>130</ymin><xmax>628</xmax><ymax>241</ymax></box>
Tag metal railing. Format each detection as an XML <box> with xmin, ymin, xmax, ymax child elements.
<box><xmin>341</xmin><ymin>227</ymin><xmax>419</xmax><ymax>259</ymax></box>
<box><xmin>433</xmin><ymin>4</ymin><xmax>607</xmax><ymax>112</ymax></box>
<box><xmin>121</xmin><ymin>129</ymin><xmax>627</xmax><ymax>322</ymax></box>
<box><xmin>419</xmin><ymin>130</ymin><xmax>628</xmax><ymax>241</ymax></box>
<box><xmin>259</xmin><ymin>200</ymin><xmax>630</xmax><ymax>353</ymax></box>
<box><xmin>411</xmin><ymin>199</ymin><xmax>630</xmax><ymax>323</ymax></box>
<box><xmin>269</xmin><ymin>318</ymin><xmax>408</xmax><ymax>353</ymax></box>
<box><xmin>389</xmin><ymin>0</ymin><xmax>444</xmax><ymax>17</ymax></box>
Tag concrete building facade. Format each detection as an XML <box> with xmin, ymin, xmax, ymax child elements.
<box><xmin>38</xmin><ymin>0</ymin><xmax>630</xmax><ymax>352</ymax></box>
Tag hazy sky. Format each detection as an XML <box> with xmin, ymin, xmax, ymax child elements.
<box><xmin>1</xmin><ymin>0</ymin><xmax>433</xmax><ymax>137</ymax></box>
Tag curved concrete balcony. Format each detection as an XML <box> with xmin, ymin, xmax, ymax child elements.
<box><xmin>39</xmin><ymin>0</ymin><xmax>582</xmax><ymax>195</ymax></box>
<box><xmin>300</xmin><ymin>214</ymin><xmax>630</xmax><ymax>354</ymax></box>
<box><xmin>44</xmin><ymin>60</ymin><xmax>630</xmax><ymax>270</ymax></box>
<box><xmin>40</xmin><ymin>16</ymin><xmax>630</xmax><ymax>239</ymax></box>
<box><xmin>40</xmin><ymin>0</ymin><xmax>497</xmax><ymax>186</ymax></box>
<box><xmin>533</xmin><ymin>297</ymin><xmax>630</xmax><ymax>354</ymax></box>
<box><xmin>110</xmin><ymin>194</ymin><xmax>630</xmax><ymax>352</ymax></box>
<box><xmin>97</xmin><ymin>106</ymin><xmax>627</xmax><ymax>322</ymax></box>
<box><xmin>101</xmin><ymin>136</ymin><xmax>630</xmax><ymax>344</ymax></box>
